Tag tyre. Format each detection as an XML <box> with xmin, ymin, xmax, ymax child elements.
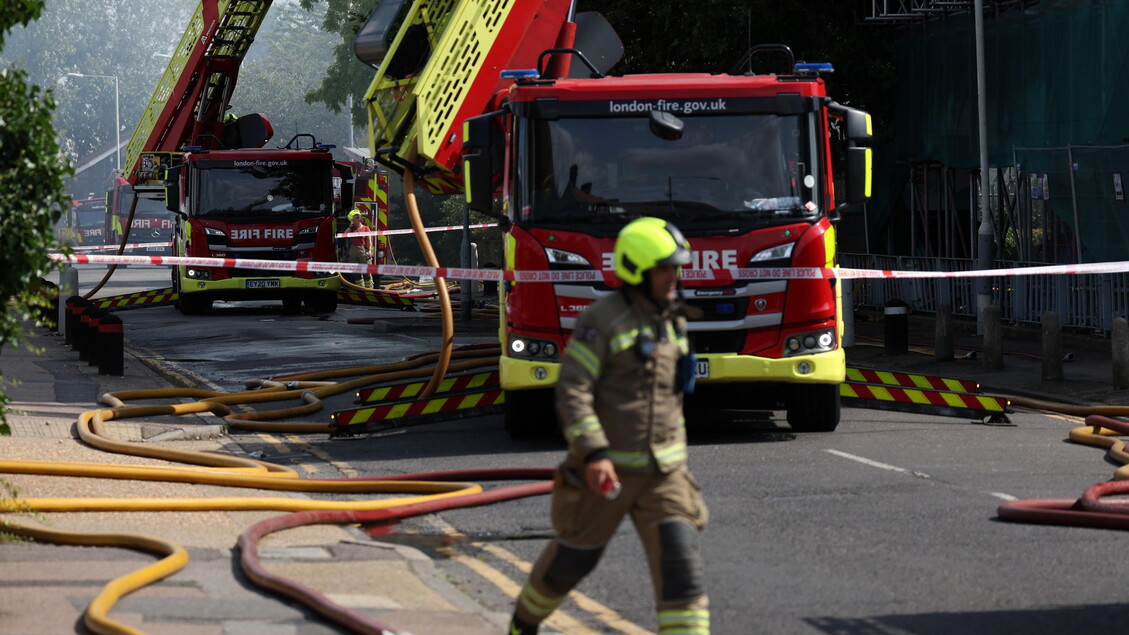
<box><xmin>305</xmin><ymin>290</ymin><xmax>338</xmax><ymax>314</ymax></box>
<box><xmin>178</xmin><ymin>292</ymin><xmax>212</xmax><ymax>315</ymax></box>
<box><xmin>282</xmin><ymin>294</ymin><xmax>303</xmax><ymax>314</ymax></box>
<box><xmin>504</xmin><ymin>387</ymin><xmax>559</xmax><ymax>440</ymax></box>
<box><xmin>785</xmin><ymin>383</ymin><xmax>841</xmax><ymax>432</ymax></box>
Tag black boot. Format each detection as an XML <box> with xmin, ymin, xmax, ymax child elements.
<box><xmin>507</xmin><ymin>613</ymin><xmax>539</xmax><ymax>635</ymax></box>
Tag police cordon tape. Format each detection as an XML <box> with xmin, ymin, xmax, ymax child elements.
<box><xmin>335</xmin><ymin>222</ymin><xmax>496</xmax><ymax>238</ymax></box>
<box><xmin>67</xmin><ymin>224</ymin><xmax>491</xmax><ymax>251</ymax></box>
<box><xmin>49</xmin><ymin>252</ymin><xmax>1129</xmax><ymax>283</ymax></box>
<box><xmin>71</xmin><ymin>242</ymin><xmax>174</xmax><ymax>251</ymax></box>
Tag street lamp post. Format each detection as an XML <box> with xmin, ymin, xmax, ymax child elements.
<box><xmin>66</xmin><ymin>72</ymin><xmax>120</xmax><ymax>174</ymax></box>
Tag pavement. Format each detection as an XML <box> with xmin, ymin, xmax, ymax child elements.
<box><xmin>2</xmin><ymin>310</ymin><xmax>1128</xmax><ymax>635</ymax></box>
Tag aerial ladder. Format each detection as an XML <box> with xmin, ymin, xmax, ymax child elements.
<box><xmin>123</xmin><ymin>0</ymin><xmax>274</xmax><ymax>189</ymax></box>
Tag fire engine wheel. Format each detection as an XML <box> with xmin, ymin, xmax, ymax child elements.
<box><xmin>785</xmin><ymin>383</ymin><xmax>841</xmax><ymax>432</ymax></box>
<box><xmin>282</xmin><ymin>295</ymin><xmax>303</xmax><ymax>314</ymax></box>
<box><xmin>178</xmin><ymin>293</ymin><xmax>212</xmax><ymax>315</ymax></box>
<box><xmin>504</xmin><ymin>388</ymin><xmax>560</xmax><ymax>440</ymax></box>
<box><xmin>305</xmin><ymin>290</ymin><xmax>337</xmax><ymax>314</ymax></box>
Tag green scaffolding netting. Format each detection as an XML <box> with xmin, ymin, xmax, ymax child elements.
<box><xmin>895</xmin><ymin>1</ymin><xmax>1129</xmax><ymax>167</ymax></box>
<box><xmin>878</xmin><ymin>1</ymin><xmax>1129</xmax><ymax>262</ymax></box>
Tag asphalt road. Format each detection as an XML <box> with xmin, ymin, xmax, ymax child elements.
<box><xmin>65</xmin><ymin>265</ymin><xmax>1129</xmax><ymax>634</ymax></box>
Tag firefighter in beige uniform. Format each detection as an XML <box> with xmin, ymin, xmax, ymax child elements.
<box><xmin>509</xmin><ymin>217</ymin><xmax>709</xmax><ymax>635</ymax></box>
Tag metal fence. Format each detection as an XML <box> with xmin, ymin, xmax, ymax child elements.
<box><xmin>840</xmin><ymin>253</ymin><xmax>1129</xmax><ymax>334</ymax></box>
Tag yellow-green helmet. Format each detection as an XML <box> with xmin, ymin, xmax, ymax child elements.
<box><xmin>614</xmin><ymin>217</ymin><xmax>691</xmax><ymax>286</ymax></box>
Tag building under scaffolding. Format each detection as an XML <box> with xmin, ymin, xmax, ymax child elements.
<box><xmin>843</xmin><ymin>0</ymin><xmax>1129</xmax><ymax>332</ymax></box>
<box><xmin>856</xmin><ymin>0</ymin><xmax>1129</xmax><ymax>264</ymax></box>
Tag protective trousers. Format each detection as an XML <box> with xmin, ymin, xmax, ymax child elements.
<box><xmin>347</xmin><ymin>245</ymin><xmax>373</xmax><ymax>287</ymax></box>
<box><xmin>515</xmin><ymin>467</ymin><xmax>709</xmax><ymax>634</ymax></box>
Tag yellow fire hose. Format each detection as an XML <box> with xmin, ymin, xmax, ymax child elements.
<box><xmin>0</xmin><ymin>346</ymin><xmax>528</xmax><ymax>635</ymax></box>
<box><xmin>83</xmin><ymin>190</ymin><xmax>140</xmax><ymax>300</ymax></box>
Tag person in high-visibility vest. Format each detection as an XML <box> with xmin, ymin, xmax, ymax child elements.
<box><xmin>345</xmin><ymin>209</ymin><xmax>376</xmax><ymax>288</ymax></box>
<box><xmin>508</xmin><ymin>217</ymin><xmax>710</xmax><ymax>635</ymax></box>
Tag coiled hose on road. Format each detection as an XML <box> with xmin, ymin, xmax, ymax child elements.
<box><xmin>4</xmin><ymin>136</ymin><xmax>512</xmax><ymax>634</ymax></box>
<box><xmin>0</xmin><ymin>344</ymin><xmax>549</xmax><ymax>635</ymax></box>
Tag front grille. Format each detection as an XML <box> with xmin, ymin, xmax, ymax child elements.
<box><xmin>688</xmin><ymin>331</ymin><xmax>745</xmax><ymax>354</ymax></box>
<box><xmin>684</xmin><ymin>297</ymin><xmax>750</xmax><ymax>322</ymax></box>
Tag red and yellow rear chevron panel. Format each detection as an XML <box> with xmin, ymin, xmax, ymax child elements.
<box><xmin>357</xmin><ymin>371</ymin><xmax>500</xmax><ymax>404</ymax></box>
<box><xmin>92</xmin><ymin>288</ymin><xmax>178</xmax><ymax>310</ymax></box>
<box><xmin>841</xmin><ymin>382</ymin><xmax>1008</xmax><ymax>413</ymax></box>
<box><xmin>333</xmin><ymin>389</ymin><xmax>505</xmax><ymax>427</ymax></box>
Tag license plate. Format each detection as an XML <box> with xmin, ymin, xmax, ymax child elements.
<box><xmin>246</xmin><ymin>279</ymin><xmax>281</xmax><ymax>289</ymax></box>
<box><xmin>694</xmin><ymin>358</ymin><xmax>710</xmax><ymax>379</ymax></box>
<box><xmin>146</xmin><ymin>246</ymin><xmax>164</xmax><ymax>251</ymax></box>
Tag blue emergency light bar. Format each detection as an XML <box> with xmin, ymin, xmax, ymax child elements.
<box><xmin>501</xmin><ymin>69</ymin><xmax>540</xmax><ymax>80</ymax></box>
<box><xmin>793</xmin><ymin>62</ymin><xmax>834</xmax><ymax>74</ymax></box>
<box><xmin>316</xmin><ymin>144</ymin><xmax>337</xmax><ymax>151</ymax></box>
<box><xmin>181</xmin><ymin>145</ymin><xmax>204</xmax><ymax>151</ymax></box>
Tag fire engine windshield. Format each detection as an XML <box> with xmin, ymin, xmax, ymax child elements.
<box><xmin>523</xmin><ymin>113</ymin><xmax>820</xmax><ymax>229</ymax></box>
<box><xmin>195</xmin><ymin>161</ymin><xmax>330</xmax><ymax>220</ymax></box>
<box><xmin>73</xmin><ymin>200</ymin><xmax>106</xmax><ymax>228</ymax></box>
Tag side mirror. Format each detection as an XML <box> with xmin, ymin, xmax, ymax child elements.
<box><xmin>164</xmin><ymin>166</ymin><xmax>182</xmax><ymax>214</ymax></box>
<box><xmin>462</xmin><ymin>111</ymin><xmax>504</xmax><ymax>216</ymax></box>
<box><xmin>845</xmin><ymin>146</ymin><xmax>872</xmax><ymax>206</ymax></box>
<box><xmin>334</xmin><ymin>162</ymin><xmax>355</xmax><ymax>212</ymax></box>
<box><xmin>845</xmin><ymin>108</ymin><xmax>872</xmax><ymax>143</ymax></box>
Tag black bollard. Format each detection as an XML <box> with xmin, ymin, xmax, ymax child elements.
<box><xmin>97</xmin><ymin>312</ymin><xmax>124</xmax><ymax>376</ymax></box>
<box><xmin>65</xmin><ymin>296</ymin><xmax>91</xmax><ymax>349</ymax></box>
<box><xmin>884</xmin><ymin>298</ymin><xmax>909</xmax><ymax>355</ymax></box>
<box><xmin>79</xmin><ymin>308</ymin><xmax>101</xmax><ymax>364</ymax></box>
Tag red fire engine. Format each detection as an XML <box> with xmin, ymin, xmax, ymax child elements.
<box><xmin>359</xmin><ymin>1</ymin><xmax>872</xmax><ymax>436</ymax></box>
<box><xmin>121</xmin><ymin>0</ymin><xmax>351</xmax><ymax>314</ymax></box>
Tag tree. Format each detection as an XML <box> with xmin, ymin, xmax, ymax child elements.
<box><xmin>1</xmin><ymin>0</ymin><xmax>73</xmax><ymax>426</ymax></box>
<box><xmin>0</xmin><ymin>0</ymin><xmax>194</xmax><ymax>166</ymax></box>
<box><xmin>1</xmin><ymin>0</ymin><xmax>73</xmax><ymax>538</ymax></box>
<box><xmin>230</xmin><ymin>0</ymin><xmax>358</xmax><ymax>148</ymax></box>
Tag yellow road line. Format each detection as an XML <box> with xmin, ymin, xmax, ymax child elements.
<box><xmin>475</xmin><ymin>541</ymin><xmax>655</xmax><ymax>635</ymax></box>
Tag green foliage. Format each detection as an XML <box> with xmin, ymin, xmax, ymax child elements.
<box><xmin>231</xmin><ymin>1</ymin><xmax>358</xmax><ymax>147</ymax></box>
<box><xmin>1</xmin><ymin>0</ymin><xmax>74</xmax><ymax>433</ymax></box>
<box><xmin>300</xmin><ymin>0</ymin><xmax>377</xmax><ymax>129</ymax></box>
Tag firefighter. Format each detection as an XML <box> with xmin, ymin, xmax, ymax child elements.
<box><xmin>345</xmin><ymin>209</ymin><xmax>376</xmax><ymax>288</ymax></box>
<box><xmin>508</xmin><ymin>217</ymin><xmax>710</xmax><ymax>635</ymax></box>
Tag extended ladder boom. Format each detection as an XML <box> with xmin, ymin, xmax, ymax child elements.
<box><xmin>357</xmin><ymin>0</ymin><xmax>574</xmax><ymax>193</ymax></box>
<box><xmin>122</xmin><ymin>0</ymin><xmax>273</xmax><ymax>186</ymax></box>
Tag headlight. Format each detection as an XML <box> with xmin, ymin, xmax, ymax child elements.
<box><xmin>204</xmin><ymin>226</ymin><xmax>226</xmax><ymax>236</ymax></box>
<box><xmin>545</xmin><ymin>247</ymin><xmax>593</xmax><ymax>269</ymax></box>
<box><xmin>749</xmin><ymin>242</ymin><xmax>794</xmax><ymax>263</ymax></box>
<box><xmin>509</xmin><ymin>336</ymin><xmax>561</xmax><ymax>360</ymax></box>
<box><xmin>783</xmin><ymin>328</ymin><xmax>836</xmax><ymax>357</ymax></box>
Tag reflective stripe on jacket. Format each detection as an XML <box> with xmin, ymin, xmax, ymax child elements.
<box><xmin>555</xmin><ymin>287</ymin><xmax>691</xmax><ymax>475</ymax></box>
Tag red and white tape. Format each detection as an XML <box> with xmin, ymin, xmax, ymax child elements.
<box><xmin>71</xmin><ymin>242</ymin><xmax>174</xmax><ymax>251</ymax></box>
<box><xmin>50</xmin><ymin>252</ymin><xmax>1129</xmax><ymax>283</ymax></box>
<box><xmin>336</xmin><ymin>223</ymin><xmax>496</xmax><ymax>239</ymax></box>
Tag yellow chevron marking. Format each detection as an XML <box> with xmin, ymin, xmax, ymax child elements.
<box><xmin>462</xmin><ymin>392</ymin><xmax>485</xmax><ymax>408</ymax></box>
<box><xmin>875</xmin><ymin>371</ymin><xmax>898</xmax><ymax>386</ymax></box>
<box><xmin>871</xmin><ymin>386</ymin><xmax>894</xmax><ymax>401</ymax></box>
<box><xmin>905</xmin><ymin>390</ymin><xmax>930</xmax><ymax>405</ymax></box>
<box><xmin>348</xmin><ymin>408</ymin><xmax>377</xmax><ymax>425</ymax></box>
<box><xmin>421</xmin><ymin>398</ymin><xmax>448</xmax><ymax>414</ymax></box>
<box><xmin>940</xmin><ymin>392</ymin><xmax>965</xmax><ymax>408</ymax></box>
<box><xmin>388</xmin><ymin>402</ymin><xmax>412</xmax><ymax>419</ymax></box>
<box><xmin>840</xmin><ymin>384</ymin><xmax>860</xmax><ymax>398</ymax></box>
<box><xmin>909</xmin><ymin>374</ymin><xmax>932</xmax><ymax>389</ymax></box>
<box><xmin>468</xmin><ymin>373</ymin><xmax>491</xmax><ymax>388</ymax></box>
<box><xmin>977</xmin><ymin>396</ymin><xmax>1006</xmax><ymax>411</ymax></box>
<box><xmin>943</xmin><ymin>378</ymin><xmax>966</xmax><ymax>391</ymax></box>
